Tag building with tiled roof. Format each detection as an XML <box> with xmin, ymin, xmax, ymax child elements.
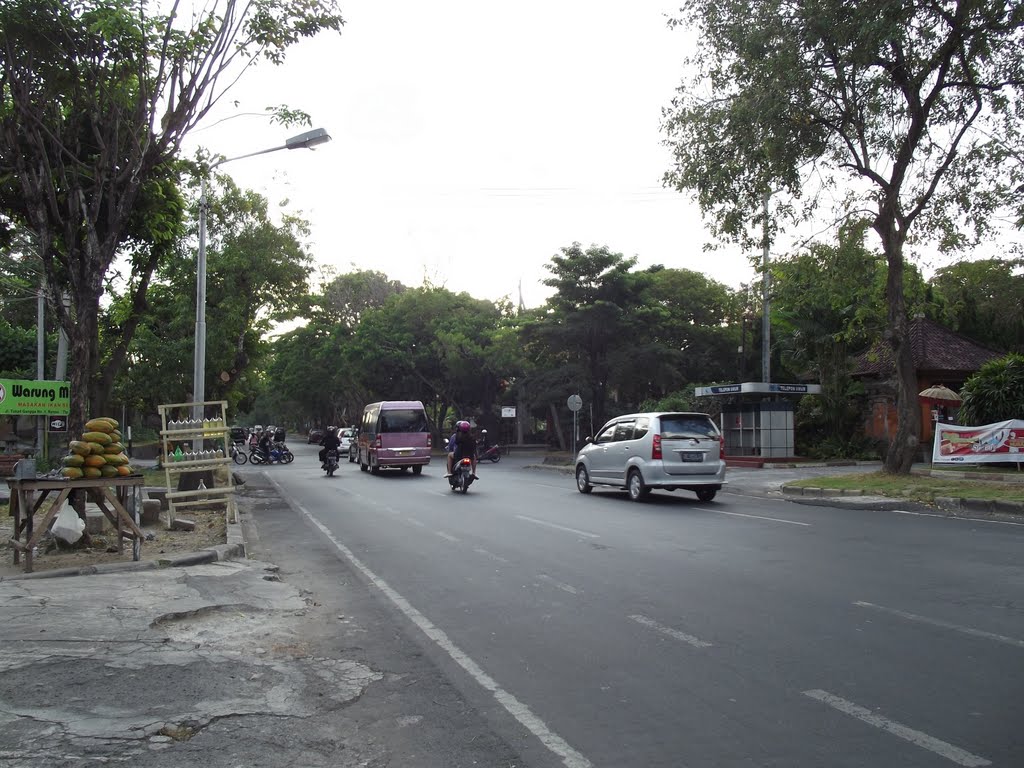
<box><xmin>852</xmin><ymin>315</ymin><xmax>1003</xmax><ymax>442</ymax></box>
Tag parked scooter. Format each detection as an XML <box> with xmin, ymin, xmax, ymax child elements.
<box><xmin>250</xmin><ymin>442</ymin><xmax>294</xmax><ymax>465</ymax></box>
<box><xmin>323</xmin><ymin>448</ymin><xmax>339</xmax><ymax>477</ymax></box>
<box><xmin>476</xmin><ymin>443</ymin><xmax>501</xmax><ymax>463</ymax></box>
<box><xmin>231</xmin><ymin>440</ymin><xmax>248</xmax><ymax>465</ymax></box>
<box><xmin>448</xmin><ymin>456</ymin><xmax>476</xmax><ymax>493</ymax></box>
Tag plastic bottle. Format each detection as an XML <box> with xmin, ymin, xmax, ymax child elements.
<box><xmin>174</xmin><ymin>445</ymin><xmax>183</xmax><ymax>462</ymax></box>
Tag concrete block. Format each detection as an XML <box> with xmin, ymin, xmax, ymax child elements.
<box><xmin>141</xmin><ymin>499</ymin><xmax>161</xmax><ymax>525</ymax></box>
<box><xmin>147</xmin><ymin>488</ymin><xmax>169</xmax><ymax>510</ymax></box>
<box><xmin>781</xmin><ymin>486</ymin><xmax>803</xmax><ymax>496</ymax></box>
<box><xmin>84</xmin><ymin>510</ymin><xmax>106</xmax><ymax>535</ymax></box>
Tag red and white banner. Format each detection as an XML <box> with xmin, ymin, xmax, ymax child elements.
<box><xmin>932</xmin><ymin>420</ymin><xmax>1024</xmax><ymax>464</ymax></box>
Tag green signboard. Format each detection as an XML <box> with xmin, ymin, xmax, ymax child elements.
<box><xmin>0</xmin><ymin>379</ymin><xmax>71</xmax><ymax>416</ymax></box>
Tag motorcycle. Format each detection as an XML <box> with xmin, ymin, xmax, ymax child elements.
<box><xmin>323</xmin><ymin>448</ymin><xmax>339</xmax><ymax>477</ymax></box>
<box><xmin>231</xmin><ymin>440</ymin><xmax>248</xmax><ymax>465</ymax></box>
<box><xmin>476</xmin><ymin>443</ymin><xmax>501</xmax><ymax>463</ymax></box>
<box><xmin>448</xmin><ymin>456</ymin><xmax>476</xmax><ymax>493</ymax></box>
<box><xmin>250</xmin><ymin>442</ymin><xmax>294</xmax><ymax>465</ymax></box>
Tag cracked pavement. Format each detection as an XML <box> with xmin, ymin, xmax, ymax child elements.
<box><xmin>0</xmin><ymin>552</ymin><xmax>522</xmax><ymax>767</ymax></box>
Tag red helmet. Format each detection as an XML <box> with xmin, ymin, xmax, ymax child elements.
<box><xmin>458</xmin><ymin>420</ymin><xmax>470</xmax><ymax>432</ymax></box>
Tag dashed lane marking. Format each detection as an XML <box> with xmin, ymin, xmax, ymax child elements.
<box><xmin>515</xmin><ymin>515</ymin><xmax>600</xmax><ymax>539</ymax></box>
<box><xmin>803</xmin><ymin>689</ymin><xmax>991</xmax><ymax>767</ymax></box>
<box><xmin>629</xmin><ymin>613</ymin><xmax>712</xmax><ymax>649</ymax></box>
<box><xmin>267</xmin><ymin>481</ymin><xmax>592</xmax><ymax>768</ymax></box>
<box><xmin>854</xmin><ymin>601</ymin><xmax>1024</xmax><ymax>649</ymax></box>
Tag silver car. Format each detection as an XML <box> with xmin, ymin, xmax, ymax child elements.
<box><xmin>574</xmin><ymin>412</ymin><xmax>726</xmax><ymax>502</ymax></box>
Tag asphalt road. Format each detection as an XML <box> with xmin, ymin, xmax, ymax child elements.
<box><xmin>242</xmin><ymin>445</ymin><xmax>1024</xmax><ymax>768</ymax></box>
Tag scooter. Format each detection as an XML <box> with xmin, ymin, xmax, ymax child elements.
<box><xmin>250</xmin><ymin>442</ymin><xmax>294</xmax><ymax>465</ymax></box>
<box><xmin>448</xmin><ymin>456</ymin><xmax>476</xmax><ymax>493</ymax></box>
<box><xmin>476</xmin><ymin>443</ymin><xmax>501</xmax><ymax>463</ymax></box>
<box><xmin>231</xmin><ymin>440</ymin><xmax>249</xmax><ymax>465</ymax></box>
<box><xmin>323</xmin><ymin>448</ymin><xmax>339</xmax><ymax>477</ymax></box>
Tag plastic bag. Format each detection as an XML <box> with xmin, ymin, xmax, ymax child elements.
<box><xmin>52</xmin><ymin>503</ymin><xmax>85</xmax><ymax>544</ymax></box>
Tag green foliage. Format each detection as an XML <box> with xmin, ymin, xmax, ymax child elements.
<box><xmin>109</xmin><ymin>177</ymin><xmax>313</xmax><ymax>416</ymax></box>
<box><xmin>0</xmin><ymin>0</ymin><xmax>344</xmax><ymax>429</ymax></box>
<box><xmin>663</xmin><ymin>0</ymin><xmax>1024</xmax><ymax>473</ymax></box>
<box><xmin>958</xmin><ymin>354</ymin><xmax>1024</xmax><ymax>426</ymax></box>
<box><xmin>0</xmin><ymin>319</ymin><xmax>35</xmax><ymax>377</ymax></box>
<box><xmin>930</xmin><ymin>258</ymin><xmax>1024</xmax><ymax>354</ymax></box>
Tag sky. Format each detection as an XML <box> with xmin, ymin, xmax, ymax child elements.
<box><xmin>180</xmin><ymin>1</ymin><xmax>757</xmax><ymax>309</ymax></box>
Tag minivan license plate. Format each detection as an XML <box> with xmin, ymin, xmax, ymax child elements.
<box><xmin>680</xmin><ymin>451</ymin><xmax>703</xmax><ymax>462</ymax></box>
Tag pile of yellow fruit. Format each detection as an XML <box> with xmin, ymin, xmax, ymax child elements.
<box><xmin>60</xmin><ymin>417</ymin><xmax>134</xmax><ymax>479</ymax></box>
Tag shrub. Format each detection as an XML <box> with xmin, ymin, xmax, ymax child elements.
<box><xmin>958</xmin><ymin>353</ymin><xmax>1024</xmax><ymax>425</ymax></box>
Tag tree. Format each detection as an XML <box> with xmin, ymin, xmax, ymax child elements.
<box><xmin>523</xmin><ymin>243</ymin><xmax>643</xmax><ymax>431</ymax></box>
<box><xmin>930</xmin><ymin>257</ymin><xmax>1024</xmax><ymax>354</ymax></box>
<box><xmin>109</xmin><ymin>177</ymin><xmax>314</xmax><ymax>418</ymax></box>
<box><xmin>0</xmin><ymin>0</ymin><xmax>343</xmax><ymax>432</ymax></box>
<box><xmin>957</xmin><ymin>353</ymin><xmax>1024</xmax><ymax>425</ymax></box>
<box><xmin>662</xmin><ymin>0</ymin><xmax>1024</xmax><ymax>473</ymax></box>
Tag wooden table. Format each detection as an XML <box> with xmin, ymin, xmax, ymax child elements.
<box><xmin>6</xmin><ymin>476</ymin><xmax>145</xmax><ymax>573</ymax></box>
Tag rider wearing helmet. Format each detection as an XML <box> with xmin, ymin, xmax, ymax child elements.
<box><xmin>319</xmin><ymin>425</ymin><xmax>341</xmax><ymax>467</ymax></box>
<box><xmin>446</xmin><ymin>420</ymin><xmax>478</xmax><ymax>479</ymax></box>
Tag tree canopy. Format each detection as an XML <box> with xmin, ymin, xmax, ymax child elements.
<box><xmin>662</xmin><ymin>0</ymin><xmax>1024</xmax><ymax>473</ymax></box>
<box><xmin>0</xmin><ymin>0</ymin><xmax>343</xmax><ymax>430</ymax></box>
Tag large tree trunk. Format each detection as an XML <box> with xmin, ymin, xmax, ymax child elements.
<box><xmin>878</xmin><ymin>219</ymin><xmax>919</xmax><ymax>475</ymax></box>
<box><xmin>67</xmin><ymin>294</ymin><xmax>100</xmax><ymax>437</ymax></box>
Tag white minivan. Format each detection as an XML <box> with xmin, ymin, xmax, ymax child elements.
<box><xmin>575</xmin><ymin>412</ymin><xmax>726</xmax><ymax>502</ymax></box>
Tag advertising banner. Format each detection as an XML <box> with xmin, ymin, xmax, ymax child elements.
<box><xmin>0</xmin><ymin>379</ymin><xmax>71</xmax><ymax>416</ymax></box>
<box><xmin>932</xmin><ymin>420</ymin><xmax>1024</xmax><ymax>464</ymax></box>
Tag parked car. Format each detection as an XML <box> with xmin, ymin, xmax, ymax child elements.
<box><xmin>307</xmin><ymin>427</ymin><xmax>324</xmax><ymax>444</ymax></box>
<box><xmin>574</xmin><ymin>412</ymin><xmax>726</xmax><ymax>502</ymax></box>
<box><xmin>336</xmin><ymin>427</ymin><xmax>355</xmax><ymax>455</ymax></box>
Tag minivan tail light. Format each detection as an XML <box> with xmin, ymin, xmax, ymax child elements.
<box><xmin>426</xmin><ymin>434</ymin><xmax>432</xmax><ymax>448</ymax></box>
<box><xmin>652</xmin><ymin>433</ymin><xmax>662</xmax><ymax>460</ymax></box>
<box><xmin>719</xmin><ymin>434</ymin><xmax>726</xmax><ymax>458</ymax></box>
<box><xmin>375</xmin><ymin>435</ymin><xmax>382</xmax><ymax>450</ymax></box>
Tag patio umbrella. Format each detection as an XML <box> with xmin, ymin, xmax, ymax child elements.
<box><xmin>918</xmin><ymin>384</ymin><xmax>962</xmax><ymax>405</ymax></box>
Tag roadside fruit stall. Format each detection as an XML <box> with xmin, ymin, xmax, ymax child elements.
<box><xmin>6</xmin><ymin>416</ymin><xmax>144</xmax><ymax>574</ymax></box>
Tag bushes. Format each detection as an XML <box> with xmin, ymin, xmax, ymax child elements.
<box><xmin>958</xmin><ymin>353</ymin><xmax>1024</xmax><ymax>425</ymax></box>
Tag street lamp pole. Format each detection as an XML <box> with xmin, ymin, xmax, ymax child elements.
<box><xmin>192</xmin><ymin>128</ymin><xmax>331</xmax><ymax>419</ymax></box>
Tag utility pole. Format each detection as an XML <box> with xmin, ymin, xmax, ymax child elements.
<box><xmin>761</xmin><ymin>190</ymin><xmax>771</xmax><ymax>384</ymax></box>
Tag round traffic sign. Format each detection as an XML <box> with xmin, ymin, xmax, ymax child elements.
<box><xmin>567</xmin><ymin>394</ymin><xmax>583</xmax><ymax>412</ymax></box>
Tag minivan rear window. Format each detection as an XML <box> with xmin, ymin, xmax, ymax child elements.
<box><xmin>379</xmin><ymin>409</ymin><xmax>428</xmax><ymax>433</ymax></box>
<box><xmin>660</xmin><ymin>416</ymin><xmax>717</xmax><ymax>439</ymax></box>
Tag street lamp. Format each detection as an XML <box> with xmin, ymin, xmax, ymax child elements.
<box><xmin>192</xmin><ymin>128</ymin><xmax>331</xmax><ymax>418</ymax></box>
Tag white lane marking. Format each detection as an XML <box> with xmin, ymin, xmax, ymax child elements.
<box><xmin>707</xmin><ymin>508</ymin><xmax>810</xmax><ymax>526</ymax></box>
<box><xmin>436</xmin><ymin>531</ymin><xmax>460</xmax><ymax>543</ymax></box>
<box><xmin>474</xmin><ymin>547</ymin><xmax>509</xmax><ymax>563</ymax></box>
<box><xmin>803</xmin><ymin>689</ymin><xmax>991</xmax><ymax>767</ymax></box>
<box><xmin>891</xmin><ymin>509</ymin><xmax>1024</xmax><ymax>527</ymax></box>
<box><xmin>407</xmin><ymin>517</ymin><xmax>426</xmax><ymax>528</ymax></box>
<box><xmin>628</xmin><ymin>614</ymin><xmax>712</xmax><ymax>649</ymax></box>
<box><xmin>274</xmin><ymin>489</ymin><xmax>592</xmax><ymax>768</ymax></box>
<box><xmin>516</xmin><ymin>515</ymin><xmax>600</xmax><ymax>539</ymax></box>
<box><xmin>538</xmin><ymin>574</ymin><xmax>579</xmax><ymax>595</ymax></box>
<box><xmin>854</xmin><ymin>601</ymin><xmax>1024</xmax><ymax>649</ymax></box>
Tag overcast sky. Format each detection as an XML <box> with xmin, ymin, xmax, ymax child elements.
<box><xmin>181</xmin><ymin>1</ymin><xmax>758</xmax><ymax>309</ymax></box>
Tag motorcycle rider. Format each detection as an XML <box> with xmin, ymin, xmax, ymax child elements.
<box><xmin>445</xmin><ymin>420</ymin><xmax>478</xmax><ymax>479</ymax></box>
<box><xmin>256</xmin><ymin>429</ymin><xmax>272</xmax><ymax>462</ymax></box>
<box><xmin>319</xmin><ymin>426</ymin><xmax>341</xmax><ymax>468</ymax></box>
